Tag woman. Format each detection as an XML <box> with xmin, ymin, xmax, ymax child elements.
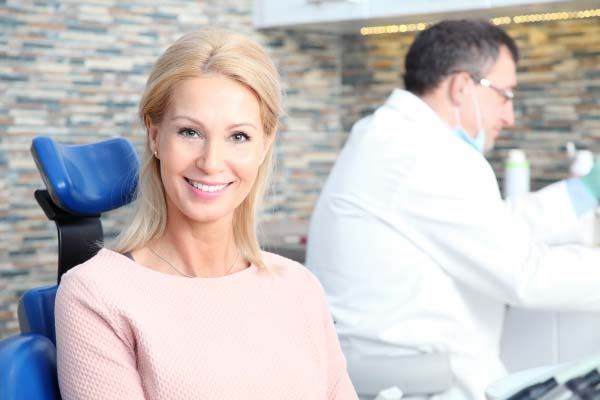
<box><xmin>55</xmin><ymin>29</ymin><xmax>358</xmax><ymax>400</ymax></box>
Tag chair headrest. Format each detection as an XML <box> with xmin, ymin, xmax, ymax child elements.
<box><xmin>31</xmin><ymin>136</ymin><xmax>139</xmax><ymax>216</ymax></box>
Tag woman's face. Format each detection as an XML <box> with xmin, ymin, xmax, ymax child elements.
<box><xmin>148</xmin><ymin>75</ymin><xmax>273</xmax><ymax>227</ymax></box>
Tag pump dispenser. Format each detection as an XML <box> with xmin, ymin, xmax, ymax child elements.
<box><xmin>566</xmin><ymin>141</ymin><xmax>594</xmax><ymax>177</ymax></box>
<box><xmin>570</xmin><ymin>150</ymin><xmax>594</xmax><ymax>178</ymax></box>
<box><xmin>566</xmin><ymin>142</ymin><xmax>597</xmax><ymax>246</ymax></box>
<box><xmin>503</xmin><ymin>149</ymin><xmax>530</xmax><ymax>199</ymax></box>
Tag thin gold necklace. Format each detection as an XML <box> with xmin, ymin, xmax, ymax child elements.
<box><xmin>148</xmin><ymin>246</ymin><xmax>239</xmax><ymax>278</ymax></box>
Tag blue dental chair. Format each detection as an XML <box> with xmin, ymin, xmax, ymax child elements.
<box><xmin>0</xmin><ymin>136</ymin><xmax>139</xmax><ymax>400</ymax></box>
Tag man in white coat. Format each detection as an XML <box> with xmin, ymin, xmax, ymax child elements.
<box><xmin>306</xmin><ymin>19</ymin><xmax>600</xmax><ymax>400</ymax></box>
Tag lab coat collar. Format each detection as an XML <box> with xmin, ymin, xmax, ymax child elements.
<box><xmin>385</xmin><ymin>89</ymin><xmax>447</xmax><ymax>124</ymax></box>
<box><xmin>384</xmin><ymin>89</ymin><xmax>453</xmax><ymax>135</ymax></box>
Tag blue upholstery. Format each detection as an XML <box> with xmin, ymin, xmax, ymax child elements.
<box><xmin>0</xmin><ymin>333</ymin><xmax>60</xmax><ymax>400</ymax></box>
<box><xmin>0</xmin><ymin>136</ymin><xmax>141</xmax><ymax>400</ymax></box>
<box><xmin>0</xmin><ymin>286</ymin><xmax>61</xmax><ymax>400</ymax></box>
<box><xmin>31</xmin><ymin>136</ymin><xmax>139</xmax><ymax>215</ymax></box>
<box><xmin>18</xmin><ymin>285</ymin><xmax>58</xmax><ymax>346</ymax></box>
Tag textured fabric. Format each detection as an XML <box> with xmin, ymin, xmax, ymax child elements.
<box><xmin>55</xmin><ymin>248</ymin><xmax>357</xmax><ymax>400</ymax></box>
<box><xmin>306</xmin><ymin>89</ymin><xmax>600</xmax><ymax>400</ymax></box>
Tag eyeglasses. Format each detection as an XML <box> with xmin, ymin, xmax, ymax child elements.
<box><xmin>472</xmin><ymin>76</ymin><xmax>514</xmax><ymax>103</ymax></box>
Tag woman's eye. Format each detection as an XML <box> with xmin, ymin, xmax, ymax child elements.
<box><xmin>177</xmin><ymin>128</ymin><xmax>200</xmax><ymax>138</ymax></box>
<box><xmin>231</xmin><ymin>132</ymin><xmax>250</xmax><ymax>143</ymax></box>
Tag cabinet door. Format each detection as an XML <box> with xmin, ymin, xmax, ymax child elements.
<box><xmin>254</xmin><ymin>0</ymin><xmax>369</xmax><ymax>28</ymax></box>
<box><xmin>500</xmin><ymin>309</ymin><xmax>558</xmax><ymax>372</ymax></box>
<box><xmin>369</xmin><ymin>0</ymin><xmax>491</xmax><ymax>19</ymax></box>
<box><xmin>501</xmin><ymin>309</ymin><xmax>600</xmax><ymax>372</ymax></box>
<box><xmin>557</xmin><ymin>312</ymin><xmax>600</xmax><ymax>363</ymax></box>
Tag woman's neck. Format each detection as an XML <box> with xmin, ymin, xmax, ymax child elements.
<box><xmin>153</xmin><ymin>216</ymin><xmax>240</xmax><ymax>277</ymax></box>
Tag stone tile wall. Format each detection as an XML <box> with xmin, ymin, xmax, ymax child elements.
<box><xmin>1</xmin><ymin>0</ymin><xmax>598</xmax><ymax>339</ymax></box>
<box><xmin>0</xmin><ymin>0</ymin><xmax>345</xmax><ymax>338</ymax></box>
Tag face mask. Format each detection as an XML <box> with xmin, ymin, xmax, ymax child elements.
<box><xmin>452</xmin><ymin>126</ymin><xmax>486</xmax><ymax>153</ymax></box>
<box><xmin>452</xmin><ymin>80</ymin><xmax>487</xmax><ymax>153</ymax></box>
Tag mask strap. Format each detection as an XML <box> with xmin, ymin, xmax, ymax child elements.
<box><xmin>470</xmin><ymin>80</ymin><xmax>484</xmax><ymax>133</ymax></box>
<box><xmin>454</xmin><ymin>107</ymin><xmax>462</xmax><ymax>129</ymax></box>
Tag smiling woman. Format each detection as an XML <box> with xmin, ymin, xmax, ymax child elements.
<box><xmin>148</xmin><ymin>75</ymin><xmax>272</xmax><ymax>252</ymax></box>
<box><xmin>116</xmin><ymin>30</ymin><xmax>282</xmax><ymax>273</ymax></box>
<box><xmin>53</xmin><ymin>30</ymin><xmax>358</xmax><ymax>400</ymax></box>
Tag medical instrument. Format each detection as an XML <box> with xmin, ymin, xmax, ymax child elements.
<box><xmin>507</xmin><ymin>353</ymin><xmax>600</xmax><ymax>400</ymax></box>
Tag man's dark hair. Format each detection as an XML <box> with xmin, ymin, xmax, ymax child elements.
<box><xmin>403</xmin><ymin>19</ymin><xmax>519</xmax><ymax>95</ymax></box>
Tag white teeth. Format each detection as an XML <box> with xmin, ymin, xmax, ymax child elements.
<box><xmin>187</xmin><ymin>179</ymin><xmax>228</xmax><ymax>193</ymax></box>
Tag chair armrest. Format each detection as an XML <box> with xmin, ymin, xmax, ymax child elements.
<box><xmin>0</xmin><ymin>333</ymin><xmax>61</xmax><ymax>400</ymax></box>
<box><xmin>18</xmin><ymin>285</ymin><xmax>58</xmax><ymax>345</ymax></box>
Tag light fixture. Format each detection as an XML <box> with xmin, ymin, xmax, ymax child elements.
<box><xmin>360</xmin><ymin>8</ymin><xmax>600</xmax><ymax>36</ymax></box>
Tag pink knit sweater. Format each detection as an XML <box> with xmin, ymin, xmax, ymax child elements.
<box><xmin>55</xmin><ymin>248</ymin><xmax>357</xmax><ymax>400</ymax></box>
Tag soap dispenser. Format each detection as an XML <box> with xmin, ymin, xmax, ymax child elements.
<box><xmin>566</xmin><ymin>142</ymin><xmax>596</xmax><ymax>245</ymax></box>
<box><xmin>570</xmin><ymin>150</ymin><xmax>594</xmax><ymax>178</ymax></box>
<box><xmin>503</xmin><ymin>149</ymin><xmax>530</xmax><ymax>199</ymax></box>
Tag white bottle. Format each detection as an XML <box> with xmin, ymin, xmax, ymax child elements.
<box><xmin>503</xmin><ymin>149</ymin><xmax>530</xmax><ymax>199</ymax></box>
<box><xmin>569</xmin><ymin>149</ymin><xmax>596</xmax><ymax>246</ymax></box>
<box><xmin>570</xmin><ymin>150</ymin><xmax>594</xmax><ymax>177</ymax></box>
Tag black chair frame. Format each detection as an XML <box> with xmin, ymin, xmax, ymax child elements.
<box><xmin>35</xmin><ymin>189</ymin><xmax>103</xmax><ymax>283</ymax></box>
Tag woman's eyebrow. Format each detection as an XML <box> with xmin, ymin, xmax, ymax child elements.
<box><xmin>171</xmin><ymin>115</ymin><xmax>206</xmax><ymax>129</ymax></box>
<box><xmin>227</xmin><ymin>123</ymin><xmax>257</xmax><ymax>130</ymax></box>
<box><xmin>171</xmin><ymin>116</ymin><xmax>257</xmax><ymax>131</ymax></box>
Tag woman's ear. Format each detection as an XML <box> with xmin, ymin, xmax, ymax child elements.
<box><xmin>261</xmin><ymin>125</ymin><xmax>277</xmax><ymax>163</ymax></box>
<box><xmin>146</xmin><ymin>115</ymin><xmax>160</xmax><ymax>155</ymax></box>
<box><xmin>448</xmin><ymin>72</ymin><xmax>472</xmax><ymax>107</ymax></box>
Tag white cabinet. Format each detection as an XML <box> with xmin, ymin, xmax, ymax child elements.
<box><xmin>369</xmin><ymin>0</ymin><xmax>491</xmax><ymax>20</ymax></box>
<box><xmin>501</xmin><ymin>309</ymin><xmax>600</xmax><ymax>372</ymax></box>
<box><xmin>254</xmin><ymin>0</ymin><xmax>369</xmax><ymax>29</ymax></box>
<box><xmin>254</xmin><ymin>0</ymin><xmax>583</xmax><ymax>30</ymax></box>
<box><xmin>491</xmin><ymin>0</ymin><xmax>566</xmax><ymax>7</ymax></box>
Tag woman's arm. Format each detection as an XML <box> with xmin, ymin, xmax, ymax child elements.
<box><xmin>323</xmin><ymin>311</ymin><xmax>359</xmax><ymax>400</ymax></box>
<box><xmin>55</xmin><ymin>273</ymin><xmax>146</xmax><ymax>400</ymax></box>
<box><xmin>306</xmin><ymin>272</ymin><xmax>358</xmax><ymax>400</ymax></box>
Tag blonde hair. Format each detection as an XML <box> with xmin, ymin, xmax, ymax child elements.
<box><xmin>112</xmin><ymin>29</ymin><xmax>282</xmax><ymax>270</ymax></box>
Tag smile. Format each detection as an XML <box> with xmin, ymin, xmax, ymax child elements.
<box><xmin>185</xmin><ymin>178</ymin><xmax>230</xmax><ymax>193</ymax></box>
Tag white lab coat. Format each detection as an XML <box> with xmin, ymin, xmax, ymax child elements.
<box><xmin>306</xmin><ymin>89</ymin><xmax>600</xmax><ymax>400</ymax></box>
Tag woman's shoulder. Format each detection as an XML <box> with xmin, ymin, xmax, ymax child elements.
<box><xmin>261</xmin><ymin>250</ymin><xmax>300</xmax><ymax>267</ymax></box>
<box><xmin>58</xmin><ymin>248</ymin><xmax>134</xmax><ymax>293</ymax></box>
<box><xmin>261</xmin><ymin>250</ymin><xmax>307</xmax><ymax>275</ymax></box>
<box><xmin>260</xmin><ymin>251</ymin><xmax>324</xmax><ymax>292</ymax></box>
<box><xmin>63</xmin><ymin>247</ymin><xmax>128</xmax><ymax>275</ymax></box>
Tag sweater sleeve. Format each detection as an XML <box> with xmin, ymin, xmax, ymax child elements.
<box><xmin>324</xmin><ymin>314</ymin><xmax>359</xmax><ymax>400</ymax></box>
<box><xmin>55</xmin><ymin>272</ymin><xmax>146</xmax><ymax>400</ymax></box>
<box><xmin>309</xmin><ymin>273</ymin><xmax>358</xmax><ymax>400</ymax></box>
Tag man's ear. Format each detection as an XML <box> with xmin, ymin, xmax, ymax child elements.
<box><xmin>448</xmin><ymin>72</ymin><xmax>472</xmax><ymax>107</ymax></box>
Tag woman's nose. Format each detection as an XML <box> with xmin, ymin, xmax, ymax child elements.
<box><xmin>196</xmin><ymin>140</ymin><xmax>225</xmax><ymax>175</ymax></box>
